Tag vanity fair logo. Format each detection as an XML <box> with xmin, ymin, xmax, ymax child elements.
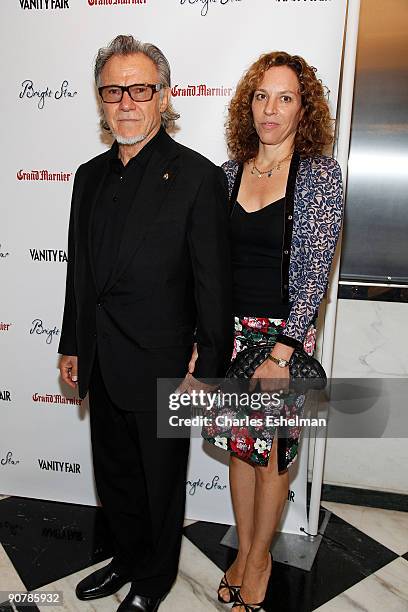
<box><xmin>30</xmin><ymin>249</ymin><xmax>68</xmax><ymax>263</ymax></box>
<box><xmin>0</xmin><ymin>322</ymin><xmax>12</xmax><ymax>332</ymax></box>
<box><xmin>19</xmin><ymin>0</ymin><xmax>69</xmax><ymax>8</ymax></box>
<box><xmin>38</xmin><ymin>459</ymin><xmax>81</xmax><ymax>474</ymax></box>
<box><xmin>17</xmin><ymin>170</ymin><xmax>72</xmax><ymax>182</ymax></box>
<box><xmin>0</xmin><ymin>390</ymin><xmax>12</xmax><ymax>402</ymax></box>
<box><xmin>186</xmin><ymin>475</ymin><xmax>227</xmax><ymax>495</ymax></box>
<box><xmin>87</xmin><ymin>0</ymin><xmax>147</xmax><ymax>6</ymax></box>
<box><xmin>171</xmin><ymin>84</ymin><xmax>233</xmax><ymax>97</ymax></box>
<box><xmin>19</xmin><ymin>79</ymin><xmax>78</xmax><ymax>110</ymax></box>
<box><xmin>1</xmin><ymin>451</ymin><xmax>20</xmax><ymax>467</ymax></box>
<box><xmin>0</xmin><ymin>244</ymin><xmax>10</xmax><ymax>259</ymax></box>
<box><xmin>33</xmin><ymin>392</ymin><xmax>82</xmax><ymax>406</ymax></box>
<box><xmin>29</xmin><ymin>319</ymin><xmax>60</xmax><ymax>345</ymax></box>
<box><xmin>179</xmin><ymin>0</ymin><xmax>243</xmax><ymax>18</ymax></box>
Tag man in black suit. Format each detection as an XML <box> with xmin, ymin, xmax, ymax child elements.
<box><xmin>58</xmin><ymin>35</ymin><xmax>232</xmax><ymax>612</ymax></box>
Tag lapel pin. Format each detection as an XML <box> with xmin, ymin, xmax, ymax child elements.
<box><xmin>163</xmin><ymin>172</ymin><xmax>169</xmax><ymax>181</ymax></box>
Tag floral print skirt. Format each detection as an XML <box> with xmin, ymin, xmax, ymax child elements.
<box><xmin>204</xmin><ymin>316</ymin><xmax>316</xmax><ymax>472</ymax></box>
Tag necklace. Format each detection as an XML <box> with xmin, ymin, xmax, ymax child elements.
<box><xmin>250</xmin><ymin>151</ymin><xmax>293</xmax><ymax>178</ymax></box>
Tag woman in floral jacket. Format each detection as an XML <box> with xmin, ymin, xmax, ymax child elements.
<box><xmin>195</xmin><ymin>51</ymin><xmax>343</xmax><ymax>611</ymax></box>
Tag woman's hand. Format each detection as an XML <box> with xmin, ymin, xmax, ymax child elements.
<box><xmin>188</xmin><ymin>342</ymin><xmax>198</xmax><ymax>374</ymax></box>
<box><xmin>249</xmin><ymin>358</ymin><xmax>289</xmax><ymax>392</ymax></box>
<box><xmin>249</xmin><ymin>342</ymin><xmax>294</xmax><ymax>392</ymax></box>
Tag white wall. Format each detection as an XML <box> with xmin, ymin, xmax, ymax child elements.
<box><xmin>322</xmin><ymin>298</ymin><xmax>408</xmax><ymax>494</ymax></box>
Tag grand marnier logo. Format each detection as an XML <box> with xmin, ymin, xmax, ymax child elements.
<box><xmin>88</xmin><ymin>0</ymin><xmax>147</xmax><ymax>6</ymax></box>
<box><xmin>171</xmin><ymin>84</ymin><xmax>233</xmax><ymax>97</ymax></box>
<box><xmin>19</xmin><ymin>0</ymin><xmax>69</xmax><ymax>8</ymax></box>
<box><xmin>0</xmin><ymin>322</ymin><xmax>12</xmax><ymax>332</ymax></box>
<box><xmin>17</xmin><ymin>169</ymin><xmax>72</xmax><ymax>182</ymax></box>
<box><xmin>33</xmin><ymin>392</ymin><xmax>82</xmax><ymax>406</ymax></box>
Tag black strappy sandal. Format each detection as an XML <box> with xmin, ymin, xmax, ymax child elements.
<box><xmin>217</xmin><ymin>572</ymin><xmax>241</xmax><ymax>604</ymax></box>
<box><xmin>231</xmin><ymin>552</ymin><xmax>272</xmax><ymax>611</ymax></box>
<box><xmin>232</xmin><ymin>591</ymin><xmax>264</xmax><ymax>611</ymax></box>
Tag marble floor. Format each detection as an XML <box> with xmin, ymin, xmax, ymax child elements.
<box><xmin>0</xmin><ymin>494</ymin><xmax>407</xmax><ymax>611</ymax></box>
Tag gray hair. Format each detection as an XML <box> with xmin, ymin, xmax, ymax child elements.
<box><xmin>95</xmin><ymin>34</ymin><xmax>179</xmax><ymax>131</ymax></box>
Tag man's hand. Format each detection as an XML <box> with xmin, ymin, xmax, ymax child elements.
<box><xmin>59</xmin><ymin>355</ymin><xmax>78</xmax><ymax>390</ymax></box>
<box><xmin>176</xmin><ymin>371</ymin><xmax>218</xmax><ymax>395</ymax></box>
<box><xmin>188</xmin><ymin>343</ymin><xmax>198</xmax><ymax>374</ymax></box>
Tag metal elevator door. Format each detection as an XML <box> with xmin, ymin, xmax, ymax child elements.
<box><xmin>340</xmin><ymin>0</ymin><xmax>408</xmax><ymax>284</ymax></box>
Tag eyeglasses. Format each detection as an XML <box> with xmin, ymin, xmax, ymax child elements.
<box><xmin>98</xmin><ymin>83</ymin><xmax>164</xmax><ymax>103</ymax></box>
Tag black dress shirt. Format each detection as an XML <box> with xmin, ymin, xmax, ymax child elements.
<box><xmin>92</xmin><ymin>128</ymin><xmax>165</xmax><ymax>291</ymax></box>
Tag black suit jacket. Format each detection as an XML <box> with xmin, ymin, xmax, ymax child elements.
<box><xmin>58</xmin><ymin>130</ymin><xmax>233</xmax><ymax>411</ymax></box>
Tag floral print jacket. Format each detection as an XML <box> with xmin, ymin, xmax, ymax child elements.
<box><xmin>222</xmin><ymin>156</ymin><xmax>344</xmax><ymax>344</ymax></box>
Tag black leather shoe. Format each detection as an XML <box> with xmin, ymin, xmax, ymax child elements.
<box><xmin>76</xmin><ymin>561</ymin><xmax>132</xmax><ymax>600</ymax></box>
<box><xmin>117</xmin><ymin>585</ymin><xmax>169</xmax><ymax>612</ymax></box>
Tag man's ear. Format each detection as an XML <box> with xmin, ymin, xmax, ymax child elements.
<box><xmin>159</xmin><ymin>87</ymin><xmax>171</xmax><ymax>113</ymax></box>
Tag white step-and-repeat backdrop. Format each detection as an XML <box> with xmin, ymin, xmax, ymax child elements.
<box><xmin>1</xmin><ymin>0</ymin><xmax>347</xmax><ymax>535</ymax></box>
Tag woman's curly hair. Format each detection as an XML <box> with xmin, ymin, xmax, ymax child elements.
<box><xmin>226</xmin><ymin>51</ymin><xmax>334</xmax><ymax>162</ymax></box>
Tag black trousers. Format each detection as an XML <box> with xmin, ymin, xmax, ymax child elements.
<box><xmin>88</xmin><ymin>352</ymin><xmax>190</xmax><ymax>597</ymax></box>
